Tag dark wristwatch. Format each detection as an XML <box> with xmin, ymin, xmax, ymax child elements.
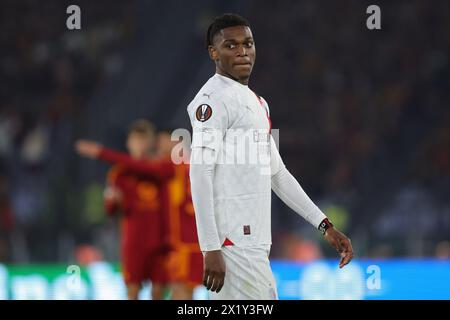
<box><xmin>318</xmin><ymin>218</ymin><xmax>334</xmax><ymax>235</ymax></box>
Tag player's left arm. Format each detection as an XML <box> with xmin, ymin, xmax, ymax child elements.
<box><xmin>270</xmin><ymin>136</ymin><xmax>353</xmax><ymax>268</ymax></box>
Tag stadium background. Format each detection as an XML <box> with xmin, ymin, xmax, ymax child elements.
<box><xmin>0</xmin><ymin>0</ymin><xmax>449</xmax><ymax>299</ymax></box>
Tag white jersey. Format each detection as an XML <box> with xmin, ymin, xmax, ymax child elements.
<box><xmin>188</xmin><ymin>73</ymin><xmax>326</xmax><ymax>251</ymax></box>
<box><xmin>188</xmin><ymin>73</ymin><xmax>276</xmax><ymax>249</ymax></box>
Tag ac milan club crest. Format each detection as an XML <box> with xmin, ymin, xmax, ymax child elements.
<box><xmin>195</xmin><ymin>104</ymin><xmax>212</xmax><ymax>122</ymax></box>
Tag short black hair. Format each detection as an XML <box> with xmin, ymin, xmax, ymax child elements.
<box><xmin>206</xmin><ymin>13</ymin><xmax>251</xmax><ymax>49</ymax></box>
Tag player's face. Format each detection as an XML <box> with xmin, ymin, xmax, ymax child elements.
<box><xmin>126</xmin><ymin>132</ymin><xmax>152</xmax><ymax>159</ymax></box>
<box><xmin>209</xmin><ymin>25</ymin><xmax>255</xmax><ymax>85</ymax></box>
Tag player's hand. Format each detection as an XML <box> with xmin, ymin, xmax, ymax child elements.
<box><xmin>75</xmin><ymin>140</ymin><xmax>102</xmax><ymax>159</ymax></box>
<box><xmin>203</xmin><ymin>250</ymin><xmax>226</xmax><ymax>293</ymax></box>
<box><xmin>324</xmin><ymin>227</ymin><xmax>354</xmax><ymax>268</ymax></box>
<box><xmin>104</xmin><ymin>185</ymin><xmax>123</xmax><ymax>203</ymax></box>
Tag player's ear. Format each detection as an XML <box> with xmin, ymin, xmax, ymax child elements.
<box><xmin>208</xmin><ymin>45</ymin><xmax>219</xmax><ymax>61</ymax></box>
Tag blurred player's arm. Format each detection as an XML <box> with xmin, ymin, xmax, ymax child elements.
<box><xmin>270</xmin><ymin>136</ymin><xmax>354</xmax><ymax>268</ymax></box>
<box><xmin>75</xmin><ymin>140</ymin><xmax>174</xmax><ymax>180</ymax></box>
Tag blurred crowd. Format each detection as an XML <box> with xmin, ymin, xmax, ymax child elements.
<box><xmin>0</xmin><ymin>0</ymin><xmax>137</xmax><ymax>262</ymax></box>
<box><xmin>247</xmin><ymin>0</ymin><xmax>450</xmax><ymax>259</ymax></box>
<box><xmin>0</xmin><ymin>0</ymin><xmax>449</xmax><ymax>263</ymax></box>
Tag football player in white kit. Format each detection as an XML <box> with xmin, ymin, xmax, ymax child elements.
<box><xmin>187</xmin><ymin>13</ymin><xmax>353</xmax><ymax>300</ymax></box>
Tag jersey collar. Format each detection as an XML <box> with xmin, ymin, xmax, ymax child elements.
<box><xmin>214</xmin><ymin>73</ymin><xmax>249</xmax><ymax>88</ymax></box>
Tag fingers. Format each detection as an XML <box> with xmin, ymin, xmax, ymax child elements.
<box><xmin>325</xmin><ymin>229</ymin><xmax>354</xmax><ymax>268</ymax></box>
<box><xmin>215</xmin><ymin>279</ymin><xmax>224</xmax><ymax>293</ymax></box>
<box><xmin>203</xmin><ymin>271</ymin><xmax>225</xmax><ymax>293</ymax></box>
<box><xmin>203</xmin><ymin>271</ymin><xmax>215</xmax><ymax>291</ymax></box>
<box><xmin>339</xmin><ymin>238</ymin><xmax>354</xmax><ymax>268</ymax></box>
<box><xmin>202</xmin><ymin>270</ymin><xmax>209</xmax><ymax>288</ymax></box>
<box><xmin>209</xmin><ymin>273</ymin><xmax>225</xmax><ymax>292</ymax></box>
<box><xmin>339</xmin><ymin>253</ymin><xmax>353</xmax><ymax>268</ymax></box>
<box><xmin>210</xmin><ymin>278</ymin><xmax>219</xmax><ymax>292</ymax></box>
<box><xmin>339</xmin><ymin>250</ymin><xmax>354</xmax><ymax>268</ymax></box>
<box><xmin>206</xmin><ymin>275</ymin><xmax>214</xmax><ymax>291</ymax></box>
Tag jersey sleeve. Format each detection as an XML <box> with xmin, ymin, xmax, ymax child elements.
<box><xmin>187</xmin><ymin>93</ymin><xmax>229</xmax><ymax>152</ymax></box>
<box><xmin>186</xmin><ymin>93</ymin><xmax>230</xmax><ymax>251</ymax></box>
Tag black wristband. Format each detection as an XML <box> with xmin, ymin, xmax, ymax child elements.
<box><xmin>318</xmin><ymin>218</ymin><xmax>333</xmax><ymax>234</ymax></box>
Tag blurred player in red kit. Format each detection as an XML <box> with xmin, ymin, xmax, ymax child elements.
<box><xmin>156</xmin><ymin>131</ymin><xmax>203</xmax><ymax>299</ymax></box>
<box><xmin>75</xmin><ymin>119</ymin><xmax>174</xmax><ymax>300</ymax></box>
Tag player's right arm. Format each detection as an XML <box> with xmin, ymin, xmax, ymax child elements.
<box><xmin>187</xmin><ymin>94</ymin><xmax>229</xmax><ymax>293</ymax></box>
<box><xmin>74</xmin><ymin>140</ymin><xmax>174</xmax><ymax>180</ymax></box>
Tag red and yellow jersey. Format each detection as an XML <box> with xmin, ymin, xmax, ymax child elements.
<box><xmin>167</xmin><ymin>163</ymin><xmax>199</xmax><ymax>248</ymax></box>
<box><xmin>107</xmin><ymin>165</ymin><xmax>162</xmax><ymax>214</ymax></box>
<box><xmin>102</xmin><ymin>148</ymin><xmax>173</xmax><ymax>252</ymax></box>
<box><xmin>99</xmin><ymin>148</ymin><xmax>202</xmax><ymax>285</ymax></box>
<box><xmin>166</xmin><ymin>162</ymin><xmax>203</xmax><ymax>286</ymax></box>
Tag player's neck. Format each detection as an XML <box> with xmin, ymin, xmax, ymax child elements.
<box><xmin>216</xmin><ymin>69</ymin><xmax>249</xmax><ymax>86</ymax></box>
